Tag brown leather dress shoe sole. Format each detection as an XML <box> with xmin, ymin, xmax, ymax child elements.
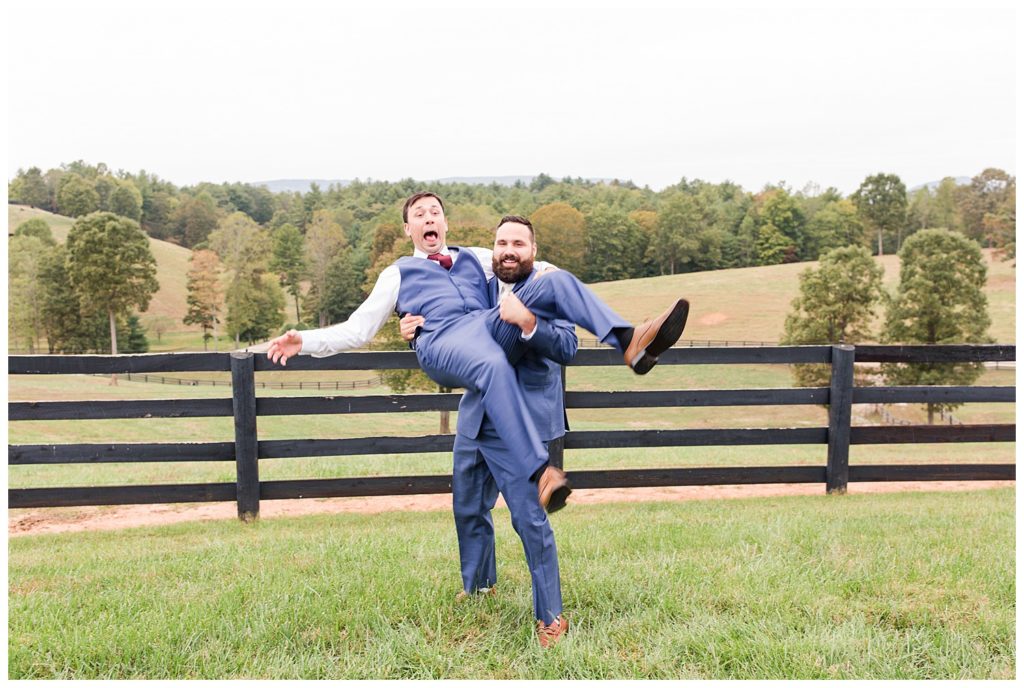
<box><xmin>624</xmin><ymin>298</ymin><xmax>690</xmax><ymax>375</ymax></box>
<box><xmin>538</xmin><ymin>466</ymin><xmax>572</xmax><ymax>514</ymax></box>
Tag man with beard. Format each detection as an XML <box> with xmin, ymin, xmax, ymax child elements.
<box><xmin>400</xmin><ymin>215</ymin><xmax>575</xmax><ymax>646</ymax></box>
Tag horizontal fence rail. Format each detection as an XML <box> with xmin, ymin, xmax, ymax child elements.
<box><xmin>8</xmin><ymin>344</ymin><xmax>1015</xmax><ymax>514</ymax></box>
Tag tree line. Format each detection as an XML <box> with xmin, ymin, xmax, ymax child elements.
<box><xmin>8</xmin><ymin>161</ymin><xmax>1015</xmax><ymax>353</ymax></box>
<box><xmin>782</xmin><ymin>229</ymin><xmax>992</xmax><ymax>423</ymax></box>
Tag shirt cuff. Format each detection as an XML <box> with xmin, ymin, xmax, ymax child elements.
<box><xmin>520</xmin><ymin>323</ymin><xmax>537</xmax><ymax>340</ymax></box>
<box><xmin>298</xmin><ymin>331</ymin><xmax>320</xmax><ymax>355</ymax></box>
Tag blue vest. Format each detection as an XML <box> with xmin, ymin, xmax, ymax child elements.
<box><xmin>394</xmin><ymin>248</ymin><xmax>489</xmax><ymax>335</ymax></box>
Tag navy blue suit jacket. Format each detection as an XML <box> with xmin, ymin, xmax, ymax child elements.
<box><xmin>455</xmin><ymin>269</ymin><xmax>578</xmax><ymax>442</ymax></box>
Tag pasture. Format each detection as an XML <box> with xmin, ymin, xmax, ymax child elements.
<box><xmin>7</xmin><ymin>488</ymin><xmax>1014</xmax><ymax>679</ymax></box>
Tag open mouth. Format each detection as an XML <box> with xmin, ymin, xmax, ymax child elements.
<box><xmin>423</xmin><ymin>230</ymin><xmax>439</xmax><ymax>242</ymax></box>
<box><xmin>501</xmin><ymin>255</ymin><xmax>519</xmax><ymax>266</ymax></box>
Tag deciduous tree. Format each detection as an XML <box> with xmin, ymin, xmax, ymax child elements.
<box><xmin>958</xmin><ymin>168</ymin><xmax>1015</xmax><ymax>249</ymax></box>
<box><xmin>225</xmin><ymin>273</ymin><xmax>285</xmax><ymax>345</ymax></box>
<box><xmin>852</xmin><ymin>173</ymin><xmax>908</xmax><ymax>255</ymax></box>
<box><xmin>66</xmin><ymin>212</ymin><xmax>159</xmax><ymax>356</ymax></box>
<box><xmin>13</xmin><ymin>218</ymin><xmax>56</xmax><ymax>246</ymax></box>
<box><xmin>8</xmin><ymin>235</ymin><xmax>50</xmax><ymax>352</ymax></box>
<box><xmin>804</xmin><ymin>199</ymin><xmax>866</xmax><ymax>258</ymax></box>
<box><xmin>208</xmin><ymin>212</ymin><xmax>272</xmax><ymax>276</ymax></box>
<box><xmin>303</xmin><ymin>209</ymin><xmax>348</xmax><ymax>326</ymax></box>
<box><xmin>781</xmin><ymin>246</ymin><xmax>886</xmax><ymax>386</ymax></box>
<box><xmin>531</xmin><ymin>202</ymin><xmax>587</xmax><ymax>274</ymax></box>
<box><xmin>108</xmin><ymin>181</ymin><xmax>144</xmax><ymax>221</ymax></box>
<box><xmin>184</xmin><ymin>249</ymin><xmax>224</xmax><ymax>350</ymax></box>
<box><xmin>15</xmin><ymin>167</ymin><xmax>49</xmax><ymax>208</ymax></box>
<box><xmin>57</xmin><ymin>174</ymin><xmax>100</xmax><ymax>217</ymax></box>
<box><xmin>882</xmin><ymin>229</ymin><xmax>992</xmax><ymax>423</ymax></box>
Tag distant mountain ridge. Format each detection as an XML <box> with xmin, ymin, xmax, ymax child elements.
<box><xmin>250</xmin><ymin>175</ymin><xmax>615</xmax><ymax>194</ymax></box>
<box><xmin>909</xmin><ymin>176</ymin><xmax>971</xmax><ymax>192</ymax></box>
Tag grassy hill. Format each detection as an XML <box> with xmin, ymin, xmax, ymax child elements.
<box><xmin>9</xmin><ymin>205</ymin><xmax>199</xmax><ymax>337</ymax></box>
<box><xmin>9</xmin><ymin>204</ymin><xmax>1016</xmax><ymax>347</ymax></box>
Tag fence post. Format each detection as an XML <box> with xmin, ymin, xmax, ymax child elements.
<box><xmin>547</xmin><ymin>364</ymin><xmax>567</xmax><ymax>470</ymax></box>
<box><xmin>231</xmin><ymin>352</ymin><xmax>260</xmax><ymax>522</ymax></box>
<box><xmin>826</xmin><ymin>344</ymin><xmax>855</xmax><ymax>494</ymax></box>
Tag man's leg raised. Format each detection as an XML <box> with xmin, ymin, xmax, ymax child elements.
<box><xmin>498</xmin><ymin>270</ymin><xmax>690</xmax><ymax>375</ymax></box>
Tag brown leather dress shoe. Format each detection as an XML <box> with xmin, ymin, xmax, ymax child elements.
<box><xmin>623</xmin><ymin>298</ymin><xmax>690</xmax><ymax>375</ymax></box>
<box><xmin>536</xmin><ymin>615</ymin><xmax>569</xmax><ymax>648</ymax></box>
<box><xmin>538</xmin><ymin>466</ymin><xmax>571</xmax><ymax>513</ymax></box>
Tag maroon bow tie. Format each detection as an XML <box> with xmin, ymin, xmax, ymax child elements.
<box><xmin>427</xmin><ymin>253</ymin><xmax>453</xmax><ymax>270</ymax></box>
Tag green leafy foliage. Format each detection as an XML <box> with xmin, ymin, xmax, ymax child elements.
<box><xmin>882</xmin><ymin>229</ymin><xmax>992</xmax><ymax>422</ymax></box>
<box><xmin>269</xmin><ymin>223</ymin><xmax>306</xmax><ymax>322</ymax></box>
<box><xmin>13</xmin><ymin>218</ymin><xmax>56</xmax><ymax>246</ymax></box>
<box><xmin>66</xmin><ymin>212</ymin><xmax>159</xmax><ymax>354</ymax></box>
<box><xmin>782</xmin><ymin>246</ymin><xmax>886</xmax><ymax>386</ymax></box>
<box><xmin>57</xmin><ymin>174</ymin><xmax>100</xmax><ymax>217</ymax></box>
<box><xmin>225</xmin><ymin>273</ymin><xmax>285</xmax><ymax>345</ymax></box>
<box><xmin>852</xmin><ymin>173</ymin><xmax>908</xmax><ymax>255</ymax></box>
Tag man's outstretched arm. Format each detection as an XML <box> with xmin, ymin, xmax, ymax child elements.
<box><xmin>267</xmin><ymin>264</ymin><xmax>400</xmax><ymax>365</ymax></box>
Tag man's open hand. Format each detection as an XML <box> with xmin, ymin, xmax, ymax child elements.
<box><xmin>267</xmin><ymin>329</ymin><xmax>303</xmax><ymax>366</ymax></box>
<box><xmin>399</xmin><ymin>313</ymin><xmax>425</xmax><ymax>342</ymax></box>
<box><xmin>499</xmin><ymin>292</ymin><xmax>537</xmax><ymax>334</ymax></box>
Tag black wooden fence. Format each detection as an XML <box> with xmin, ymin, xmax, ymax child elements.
<box><xmin>8</xmin><ymin>344</ymin><xmax>1016</xmax><ymax>521</ymax></box>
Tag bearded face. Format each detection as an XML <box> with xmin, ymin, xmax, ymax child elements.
<box><xmin>492</xmin><ymin>221</ymin><xmax>537</xmax><ymax>282</ymax></box>
<box><xmin>492</xmin><ymin>248</ymin><xmax>534</xmax><ymax>282</ymax></box>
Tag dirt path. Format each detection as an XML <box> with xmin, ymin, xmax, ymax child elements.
<box><xmin>8</xmin><ymin>481</ymin><xmax>1014</xmax><ymax>537</ymax></box>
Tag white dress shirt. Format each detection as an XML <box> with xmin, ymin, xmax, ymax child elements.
<box><xmin>300</xmin><ymin>246</ymin><xmax>543</xmax><ymax>356</ymax></box>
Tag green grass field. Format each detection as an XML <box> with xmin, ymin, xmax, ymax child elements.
<box><xmin>8</xmin><ymin>488</ymin><xmax>1014</xmax><ymax>679</ymax></box>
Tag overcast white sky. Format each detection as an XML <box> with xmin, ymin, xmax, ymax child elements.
<box><xmin>7</xmin><ymin>0</ymin><xmax>1017</xmax><ymax>194</ymax></box>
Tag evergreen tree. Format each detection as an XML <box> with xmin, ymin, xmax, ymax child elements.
<box><xmin>122</xmin><ymin>314</ymin><xmax>150</xmax><ymax>353</ymax></box>
<box><xmin>270</xmin><ymin>223</ymin><xmax>307</xmax><ymax>322</ymax></box>
<box><xmin>303</xmin><ymin>210</ymin><xmax>347</xmax><ymax>326</ymax></box>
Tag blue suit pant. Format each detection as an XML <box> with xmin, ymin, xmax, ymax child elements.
<box><xmin>453</xmin><ymin>424</ymin><xmax>562</xmax><ymax>624</ymax></box>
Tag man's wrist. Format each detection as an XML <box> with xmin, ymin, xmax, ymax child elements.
<box><xmin>519</xmin><ymin>314</ymin><xmax>538</xmax><ymax>339</ymax></box>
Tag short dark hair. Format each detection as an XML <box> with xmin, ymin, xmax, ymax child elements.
<box><xmin>402</xmin><ymin>192</ymin><xmax>445</xmax><ymax>223</ymax></box>
<box><xmin>496</xmin><ymin>214</ymin><xmax>534</xmax><ymax>240</ymax></box>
